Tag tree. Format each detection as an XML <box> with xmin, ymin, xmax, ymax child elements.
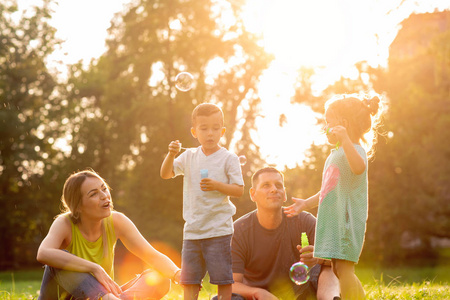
<box><xmin>367</xmin><ymin>12</ymin><xmax>450</xmax><ymax>263</ymax></box>
<box><xmin>0</xmin><ymin>0</ymin><xmax>63</xmax><ymax>269</ymax></box>
<box><xmin>63</xmin><ymin>0</ymin><xmax>272</xmax><ymax>249</ymax></box>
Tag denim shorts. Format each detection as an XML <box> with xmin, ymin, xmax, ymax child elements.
<box><xmin>181</xmin><ymin>234</ymin><xmax>234</xmax><ymax>285</ymax></box>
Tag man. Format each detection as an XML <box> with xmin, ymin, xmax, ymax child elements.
<box><xmin>230</xmin><ymin>167</ymin><xmax>340</xmax><ymax>300</ymax></box>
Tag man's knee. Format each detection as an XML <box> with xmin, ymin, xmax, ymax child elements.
<box><xmin>331</xmin><ymin>259</ymin><xmax>354</xmax><ymax>279</ymax></box>
<box><xmin>317</xmin><ymin>266</ymin><xmax>340</xmax><ymax>300</ymax></box>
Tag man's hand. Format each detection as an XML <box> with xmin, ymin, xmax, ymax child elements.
<box><xmin>284</xmin><ymin>197</ymin><xmax>308</xmax><ymax>217</ymax></box>
<box><xmin>252</xmin><ymin>288</ymin><xmax>279</xmax><ymax>300</ymax></box>
<box><xmin>297</xmin><ymin>245</ymin><xmax>317</xmax><ymax>268</ymax></box>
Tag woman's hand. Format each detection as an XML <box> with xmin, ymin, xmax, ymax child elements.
<box><xmin>92</xmin><ymin>264</ymin><xmax>122</xmax><ymax>297</ymax></box>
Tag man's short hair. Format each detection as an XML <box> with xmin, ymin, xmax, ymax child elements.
<box><xmin>191</xmin><ymin>103</ymin><xmax>224</xmax><ymax>127</ymax></box>
<box><xmin>251</xmin><ymin>167</ymin><xmax>284</xmax><ymax>187</ymax></box>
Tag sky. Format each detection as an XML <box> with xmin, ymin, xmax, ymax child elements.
<box><xmin>18</xmin><ymin>0</ymin><xmax>450</xmax><ymax>168</ymax></box>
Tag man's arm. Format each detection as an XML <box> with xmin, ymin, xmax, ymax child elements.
<box><xmin>232</xmin><ymin>273</ymin><xmax>279</xmax><ymax>300</ymax></box>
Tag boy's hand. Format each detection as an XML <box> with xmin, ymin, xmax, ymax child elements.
<box><xmin>200</xmin><ymin>178</ymin><xmax>219</xmax><ymax>192</ymax></box>
<box><xmin>284</xmin><ymin>197</ymin><xmax>308</xmax><ymax>217</ymax></box>
<box><xmin>168</xmin><ymin>140</ymin><xmax>182</xmax><ymax>155</ymax></box>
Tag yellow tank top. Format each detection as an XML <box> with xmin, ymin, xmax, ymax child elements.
<box><xmin>66</xmin><ymin>214</ymin><xmax>116</xmax><ymax>279</ymax></box>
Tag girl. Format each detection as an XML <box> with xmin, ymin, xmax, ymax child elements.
<box><xmin>284</xmin><ymin>94</ymin><xmax>383</xmax><ymax>299</ymax></box>
<box><xmin>37</xmin><ymin>169</ymin><xmax>181</xmax><ymax>300</ymax></box>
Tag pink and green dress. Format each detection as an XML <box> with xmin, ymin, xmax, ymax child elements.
<box><xmin>314</xmin><ymin>145</ymin><xmax>368</xmax><ymax>263</ymax></box>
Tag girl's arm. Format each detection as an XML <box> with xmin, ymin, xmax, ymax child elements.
<box><xmin>332</xmin><ymin>125</ymin><xmax>366</xmax><ymax>175</ymax></box>
<box><xmin>341</xmin><ymin>138</ymin><xmax>366</xmax><ymax>175</ymax></box>
<box><xmin>199</xmin><ymin>179</ymin><xmax>244</xmax><ymax>197</ymax></box>
<box><xmin>36</xmin><ymin>215</ymin><xmax>121</xmax><ymax>296</ymax></box>
<box><xmin>113</xmin><ymin>212</ymin><xmax>180</xmax><ymax>279</ymax></box>
<box><xmin>284</xmin><ymin>192</ymin><xmax>320</xmax><ymax>217</ymax></box>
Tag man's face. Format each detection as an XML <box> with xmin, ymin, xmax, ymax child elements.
<box><xmin>250</xmin><ymin>171</ymin><xmax>287</xmax><ymax>210</ymax></box>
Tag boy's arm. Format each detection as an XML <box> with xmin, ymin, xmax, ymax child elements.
<box><xmin>160</xmin><ymin>140</ymin><xmax>181</xmax><ymax>179</ymax></box>
<box><xmin>200</xmin><ymin>179</ymin><xmax>244</xmax><ymax>198</ymax></box>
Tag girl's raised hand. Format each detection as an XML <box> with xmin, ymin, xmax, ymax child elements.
<box><xmin>329</xmin><ymin>125</ymin><xmax>350</xmax><ymax>144</ymax></box>
<box><xmin>284</xmin><ymin>197</ymin><xmax>308</xmax><ymax>217</ymax></box>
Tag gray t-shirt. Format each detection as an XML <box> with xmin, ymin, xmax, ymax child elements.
<box><xmin>232</xmin><ymin>210</ymin><xmax>317</xmax><ymax>299</ymax></box>
<box><xmin>173</xmin><ymin>146</ymin><xmax>244</xmax><ymax>240</ymax></box>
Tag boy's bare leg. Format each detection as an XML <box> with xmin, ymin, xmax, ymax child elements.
<box><xmin>184</xmin><ymin>284</ymin><xmax>201</xmax><ymax>300</ymax></box>
<box><xmin>217</xmin><ymin>284</ymin><xmax>232</xmax><ymax>300</ymax></box>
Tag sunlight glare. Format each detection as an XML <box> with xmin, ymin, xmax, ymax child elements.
<box><xmin>243</xmin><ymin>0</ymin><xmax>346</xmax><ymax>67</ymax></box>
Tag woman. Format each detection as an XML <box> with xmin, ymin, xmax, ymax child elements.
<box><xmin>37</xmin><ymin>169</ymin><xmax>181</xmax><ymax>300</ymax></box>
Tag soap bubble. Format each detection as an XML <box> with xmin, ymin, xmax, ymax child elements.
<box><xmin>238</xmin><ymin>155</ymin><xmax>247</xmax><ymax>166</ymax></box>
<box><xmin>289</xmin><ymin>262</ymin><xmax>310</xmax><ymax>285</ymax></box>
<box><xmin>175</xmin><ymin>72</ymin><xmax>194</xmax><ymax>91</ymax></box>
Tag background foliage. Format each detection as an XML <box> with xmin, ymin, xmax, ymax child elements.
<box><xmin>0</xmin><ymin>0</ymin><xmax>449</xmax><ymax>271</ymax></box>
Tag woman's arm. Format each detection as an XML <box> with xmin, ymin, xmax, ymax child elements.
<box><xmin>36</xmin><ymin>215</ymin><xmax>121</xmax><ymax>296</ymax></box>
<box><xmin>113</xmin><ymin>212</ymin><xmax>180</xmax><ymax>279</ymax></box>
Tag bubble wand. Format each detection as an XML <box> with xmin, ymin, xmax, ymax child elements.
<box><xmin>289</xmin><ymin>232</ymin><xmax>311</xmax><ymax>285</ymax></box>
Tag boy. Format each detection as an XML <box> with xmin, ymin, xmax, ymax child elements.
<box><xmin>161</xmin><ymin>103</ymin><xmax>244</xmax><ymax>300</ymax></box>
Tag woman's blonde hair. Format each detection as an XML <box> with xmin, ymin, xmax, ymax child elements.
<box><xmin>60</xmin><ymin>169</ymin><xmax>111</xmax><ymax>223</ymax></box>
<box><xmin>325</xmin><ymin>94</ymin><xmax>384</xmax><ymax>158</ymax></box>
<box><xmin>59</xmin><ymin>169</ymin><xmax>112</xmax><ymax>256</ymax></box>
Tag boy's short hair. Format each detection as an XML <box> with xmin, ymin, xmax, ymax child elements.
<box><xmin>251</xmin><ymin>167</ymin><xmax>285</xmax><ymax>187</ymax></box>
<box><xmin>191</xmin><ymin>103</ymin><xmax>224</xmax><ymax>127</ymax></box>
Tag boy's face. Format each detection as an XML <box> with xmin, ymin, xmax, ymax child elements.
<box><xmin>191</xmin><ymin>111</ymin><xmax>226</xmax><ymax>154</ymax></box>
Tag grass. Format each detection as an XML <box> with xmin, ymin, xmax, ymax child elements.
<box><xmin>0</xmin><ymin>266</ymin><xmax>449</xmax><ymax>299</ymax></box>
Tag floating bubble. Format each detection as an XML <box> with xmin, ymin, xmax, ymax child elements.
<box><xmin>289</xmin><ymin>262</ymin><xmax>310</xmax><ymax>285</ymax></box>
<box><xmin>238</xmin><ymin>155</ymin><xmax>247</xmax><ymax>166</ymax></box>
<box><xmin>175</xmin><ymin>72</ymin><xmax>194</xmax><ymax>91</ymax></box>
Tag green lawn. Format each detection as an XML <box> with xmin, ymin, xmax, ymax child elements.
<box><xmin>1</xmin><ymin>265</ymin><xmax>449</xmax><ymax>299</ymax></box>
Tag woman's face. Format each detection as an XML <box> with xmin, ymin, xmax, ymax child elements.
<box><xmin>79</xmin><ymin>176</ymin><xmax>112</xmax><ymax>221</ymax></box>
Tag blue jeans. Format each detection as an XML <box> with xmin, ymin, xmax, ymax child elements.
<box><xmin>38</xmin><ymin>265</ymin><xmax>170</xmax><ymax>300</ymax></box>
